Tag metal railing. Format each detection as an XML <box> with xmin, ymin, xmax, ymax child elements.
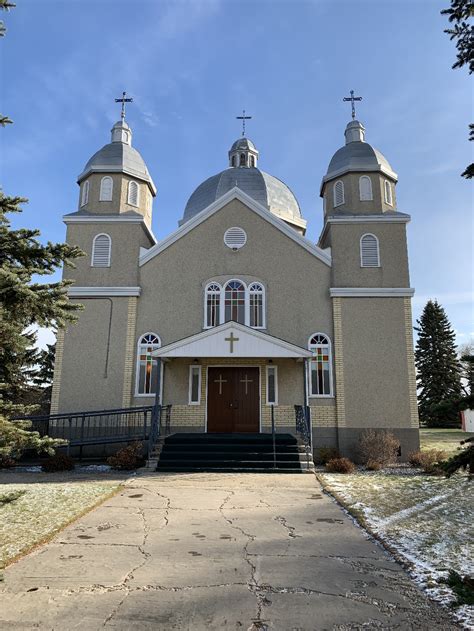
<box><xmin>295</xmin><ymin>404</ymin><xmax>312</xmax><ymax>469</ymax></box>
<box><xmin>13</xmin><ymin>404</ymin><xmax>172</xmax><ymax>458</ymax></box>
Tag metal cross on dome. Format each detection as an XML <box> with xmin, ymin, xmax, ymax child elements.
<box><xmin>115</xmin><ymin>91</ymin><xmax>133</xmax><ymax>121</ymax></box>
<box><xmin>236</xmin><ymin>109</ymin><xmax>252</xmax><ymax>137</ymax></box>
<box><xmin>343</xmin><ymin>90</ymin><xmax>362</xmax><ymax>120</ymax></box>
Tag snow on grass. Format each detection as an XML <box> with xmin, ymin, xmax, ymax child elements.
<box><xmin>319</xmin><ymin>471</ymin><xmax>474</xmax><ymax>629</ymax></box>
<box><xmin>0</xmin><ymin>480</ymin><xmax>120</xmax><ymax>567</ymax></box>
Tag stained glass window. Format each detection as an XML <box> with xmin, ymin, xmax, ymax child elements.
<box><xmin>309</xmin><ymin>333</ymin><xmax>332</xmax><ymax>396</ymax></box>
<box><xmin>137</xmin><ymin>333</ymin><xmax>161</xmax><ymax>396</ymax></box>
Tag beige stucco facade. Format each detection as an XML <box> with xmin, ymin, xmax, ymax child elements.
<box><xmin>53</xmin><ymin>121</ymin><xmax>420</xmax><ymax>460</ymax></box>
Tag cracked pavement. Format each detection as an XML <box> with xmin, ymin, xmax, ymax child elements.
<box><xmin>0</xmin><ymin>472</ymin><xmax>459</xmax><ymax>630</ymax></box>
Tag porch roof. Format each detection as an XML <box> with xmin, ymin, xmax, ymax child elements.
<box><xmin>153</xmin><ymin>322</ymin><xmax>312</xmax><ymax>359</ymax></box>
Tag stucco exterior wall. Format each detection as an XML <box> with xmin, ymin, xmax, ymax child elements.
<box><xmin>322</xmin><ymin>172</ymin><xmax>397</xmax><ymax>216</ymax></box>
<box><xmin>136</xmin><ymin>199</ymin><xmax>334</xmax><ymax>349</ymax></box>
<box><xmin>340</xmin><ymin>297</ymin><xmax>412</xmax><ymax>428</ymax></box>
<box><xmin>77</xmin><ymin>173</ymin><xmax>153</xmax><ymax>225</ymax></box>
<box><xmin>328</xmin><ymin>222</ymin><xmax>410</xmax><ymax>288</ymax></box>
<box><xmin>63</xmin><ymin>222</ymin><xmax>152</xmax><ymax>287</ymax></box>
<box><xmin>56</xmin><ymin>298</ymin><xmax>130</xmax><ymax>412</ymax></box>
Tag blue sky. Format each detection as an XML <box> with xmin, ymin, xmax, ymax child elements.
<box><xmin>1</xmin><ymin>0</ymin><xmax>472</xmax><ymax>348</ymax></box>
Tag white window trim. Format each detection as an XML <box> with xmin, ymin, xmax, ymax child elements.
<box><xmin>203</xmin><ymin>279</ymin><xmax>266</xmax><ymax>330</ymax></box>
<box><xmin>266</xmin><ymin>365</ymin><xmax>278</xmax><ymax>405</ymax></box>
<box><xmin>360</xmin><ymin>233</ymin><xmax>380</xmax><ymax>268</ymax></box>
<box><xmin>99</xmin><ymin>176</ymin><xmax>113</xmax><ymax>202</ymax></box>
<box><xmin>135</xmin><ymin>332</ymin><xmax>161</xmax><ymax>397</ymax></box>
<box><xmin>188</xmin><ymin>365</ymin><xmax>202</xmax><ymax>405</ymax></box>
<box><xmin>81</xmin><ymin>180</ymin><xmax>89</xmax><ymax>206</ymax></box>
<box><xmin>333</xmin><ymin>180</ymin><xmax>344</xmax><ymax>207</ymax></box>
<box><xmin>359</xmin><ymin>176</ymin><xmax>373</xmax><ymax>201</ymax></box>
<box><xmin>384</xmin><ymin>180</ymin><xmax>393</xmax><ymax>206</ymax></box>
<box><xmin>91</xmin><ymin>233</ymin><xmax>111</xmax><ymax>267</ymax></box>
<box><xmin>128</xmin><ymin>180</ymin><xmax>140</xmax><ymax>207</ymax></box>
<box><xmin>307</xmin><ymin>333</ymin><xmax>334</xmax><ymax>398</ymax></box>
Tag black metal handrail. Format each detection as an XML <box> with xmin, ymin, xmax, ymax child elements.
<box><xmin>295</xmin><ymin>404</ymin><xmax>312</xmax><ymax>468</ymax></box>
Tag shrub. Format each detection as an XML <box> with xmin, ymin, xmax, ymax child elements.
<box><xmin>325</xmin><ymin>457</ymin><xmax>355</xmax><ymax>474</ymax></box>
<box><xmin>442</xmin><ymin>437</ymin><xmax>474</xmax><ymax>478</ymax></box>
<box><xmin>107</xmin><ymin>442</ymin><xmax>145</xmax><ymax>470</ymax></box>
<box><xmin>41</xmin><ymin>453</ymin><xmax>75</xmax><ymax>472</ymax></box>
<box><xmin>366</xmin><ymin>459</ymin><xmax>382</xmax><ymax>471</ymax></box>
<box><xmin>358</xmin><ymin>429</ymin><xmax>400</xmax><ymax>467</ymax></box>
<box><xmin>0</xmin><ymin>490</ymin><xmax>26</xmax><ymax>505</ymax></box>
<box><xmin>408</xmin><ymin>449</ymin><xmax>447</xmax><ymax>469</ymax></box>
<box><xmin>0</xmin><ymin>415</ymin><xmax>66</xmax><ymax>463</ymax></box>
<box><xmin>315</xmin><ymin>447</ymin><xmax>340</xmax><ymax>465</ymax></box>
<box><xmin>0</xmin><ymin>455</ymin><xmax>16</xmax><ymax>469</ymax></box>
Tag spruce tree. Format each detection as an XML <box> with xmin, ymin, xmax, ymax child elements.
<box><xmin>415</xmin><ymin>300</ymin><xmax>463</xmax><ymax>427</ymax></box>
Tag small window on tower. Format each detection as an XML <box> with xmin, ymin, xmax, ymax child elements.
<box><xmin>360</xmin><ymin>233</ymin><xmax>380</xmax><ymax>267</ymax></box>
<box><xmin>81</xmin><ymin>180</ymin><xmax>89</xmax><ymax>206</ymax></box>
<box><xmin>128</xmin><ymin>180</ymin><xmax>139</xmax><ymax>206</ymax></box>
<box><xmin>250</xmin><ymin>155</ymin><xmax>255</xmax><ymax>167</ymax></box>
<box><xmin>91</xmin><ymin>233</ymin><xmax>111</xmax><ymax>267</ymax></box>
<box><xmin>359</xmin><ymin>176</ymin><xmax>372</xmax><ymax>201</ymax></box>
<box><xmin>231</xmin><ymin>155</ymin><xmax>236</xmax><ymax>167</ymax></box>
<box><xmin>334</xmin><ymin>180</ymin><xmax>344</xmax><ymax>206</ymax></box>
<box><xmin>384</xmin><ymin>180</ymin><xmax>393</xmax><ymax>206</ymax></box>
<box><xmin>99</xmin><ymin>176</ymin><xmax>113</xmax><ymax>201</ymax></box>
<box><xmin>239</xmin><ymin>153</ymin><xmax>246</xmax><ymax>166</ymax></box>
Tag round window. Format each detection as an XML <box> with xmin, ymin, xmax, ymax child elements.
<box><xmin>224</xmin><ymin>227</ymin><xmax>247</xmax><ymax>250</ymax></box>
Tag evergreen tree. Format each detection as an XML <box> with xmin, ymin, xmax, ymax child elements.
<box><xmin>459</xmin><ymin>341</ymin><xmax>474</xmax><ymax>396</ymax></box>
<box><xmin>33</xmin><ymin>340</ymin><xmax>56</xmax><ymax>414</ymax></box>
<box><xmin>415</xmin><ymin>300</ymin><xmax>463</xmax><ymax>427</ymax></box>
<box><xmin>441</xmin><ymin>0</ymin><xmax>474</xmax><ymax>178</ymax></box>
<box><xmin>0</xmin><ymin>1</ymin><xmax>83</xmax><ymax>422</ymax></box>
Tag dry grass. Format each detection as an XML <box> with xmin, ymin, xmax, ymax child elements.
<box><xmin>420</xmin><ymin>428</ymin><xmax>474</xmax><ymax>455</ymax></box>
<box><xmin>0</xmin><ymin>478</ymin><xmax>121</xmax><ymax>568</ymax></box>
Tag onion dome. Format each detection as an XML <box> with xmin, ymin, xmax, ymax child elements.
<box><xmin>182</xmin><ymin>137</ymin><xmax>306</xmax><ymax>233</ymax></box>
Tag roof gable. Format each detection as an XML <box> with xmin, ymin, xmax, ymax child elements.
<box><xmin>139</xmin><ymin>187</ymin><xmax>331</xmax><ymax>267</ymax></box>
<box><xmin>153</xmin><ymin>321</ymin><xmax>312</xmax><ymax>359</ymax></box>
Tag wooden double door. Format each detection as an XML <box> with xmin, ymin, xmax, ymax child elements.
<box><xmin>207</xmin><ymin>367</ymin><xmax>260</xmax><ymax>433</ymax></box>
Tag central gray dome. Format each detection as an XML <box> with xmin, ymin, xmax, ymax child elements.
<box><xmin>182</xmin><ymin>167</ymin><xmax>302</xmax><ymax>227</ymax></box>
<box><xmin>182</xmin><ymin>137</ymin><xmax>306</xmax><ymax>232</ymax></box>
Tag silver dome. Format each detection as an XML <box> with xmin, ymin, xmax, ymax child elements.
<box><xmin>77</xmin><ymin>121</ymin><xmax>156</xmax><ymax>193</ymax></box>
<box><xmin>323</xmin><ymin>120</ymin><xmax>397</xmax><ymax>186</ymax></box>
<box><xmin>182</xmin><ymin>167</ymin><xmax>305</xmax><ymax>230</ymax></box>
<box><xmin>230</xmin><ymin>137</ymin><xmax>256</xmax><ymax>152</ymax></box>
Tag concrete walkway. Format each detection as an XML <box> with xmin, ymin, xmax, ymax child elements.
<box><xmin>1</xmin><ymin>472</ymin><xmax>457</xmax><ymax>630</ymax></box>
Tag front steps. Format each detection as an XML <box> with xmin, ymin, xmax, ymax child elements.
<box><xmin>154</xmin><ymin>433</ymin><xmax>314</xmax><ymax>473</ymax></box>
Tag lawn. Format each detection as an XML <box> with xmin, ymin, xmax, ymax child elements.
<box><xmin>420</xmin><ymin>428</ymin><xmax>474</xmax><ymax>455</ymax></box>
<box><xmin>319</xmin><ymin>469</ymin><xmax>474</xmax><ymax>628</ymax></box>
<box><xmin>0</xmin><ymin>476</ymin><xmax>121</xmax><ymax>568</ymax></box>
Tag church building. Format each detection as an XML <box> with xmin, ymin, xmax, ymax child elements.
<box><xmin>51</xmin><ymin>104</ymin><xmax>420</xmax><ymax>461</ymax></box>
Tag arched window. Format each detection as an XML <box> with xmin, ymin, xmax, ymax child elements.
<box><xmin>359</xmin><ymin>176</ymin><xmax>372</xmax><ymax>201</ymax></box>
<box><xmin>99</xmin><ymin>176</ymin><xmax>113</xmax><ymax>201</ymax></box>
<box><xmin>128</xmin><ymin>180</ymin><xmax>139</xmax><ymax>206</ymax></box>
<box><xmin>225</xmin><ymin>280</ymin><xmax>246</xmax><ymax>324</ymax></box>
<box><xmin>360</xmin><ymin>233</ymin><xmax>380</xmax><ymax>267</ymax></box>
<box><xmin>249</xmin><ymin>283</ymin><xmax>264</xmax><ymax>328</ymax></box>
<box><xmin>250</xmin><ymin>155</ymin><xmax>255</xmax><ymax>167</ymax></box>
<box><xmin>239</xmin><ymin>153</ymin><xmax>246</xmax><ymax>166</ymax></box>
<box><xmin>91</xmin><ymin>233</ymin><xmax>111</xmax><ymax>267</ymax></box>
<box><xmin>308</xmin><ymin>333</ymin><xmax>332</xmax><ymax>397</ymax></box>
<box><xmin>136</xmin><ymin>333</ymin><xmax>161</xmax><ymax>397</ymax></box>
<box><xmin>384</xmin><ymin>180</ymin><xmax>393</xmax><ymax>205</ymax></box>
<box><xmin>205</xmin><ymin>283</ymin><xmax>221</xmax><ymax>328</ymax></box>
<box><xmin>81</xmin><ymin>180</ymin><xmax>89</xmax><ymax>206</ymax></box>
<box><xmin>231</xmin><ymin>155</ymin><xmax>236</xmax><ymax>167</ymax></box>
<box><xmin>333</xmin><ymin>180</ymin><xmax>344</xmax><ymax>206</ymax></box>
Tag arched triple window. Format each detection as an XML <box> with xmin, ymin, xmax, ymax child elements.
<box><xmin>204</xmin><ymin>280</ymin><xmax>265</xmax><ymax>329</ymax></box>
<box><xmin>136</xmin><ymin>333</ymin><xmax>161</xmax><ymax>397</ymax></box>
<box><xmin>91</xmin><ymin>233</ymin><xmax>111</xmax><ymax>267</ymax></box>
<box><xmin>308</xmin><ymin>333</ymin><xmax>332</xmax><ymax>397</ymax></box>
<box><xmin>333</xmin><ymin>180</ymin><xmax>344</xmax><ymax>207</ymax></box>
<box><xmin>99</xmin><ymin>176</ymin><xmax>113</xmax><ymax>201</ymax></box>
<box><xmin>81</xmin><ymin>180</ymin><xmax>89</xmax><ymax>206</ymax></box>
<box><xmin>384</xmin><ymin>180</ymin><xmax>393</xmax><ymax>205</ymax></box>
<box><xmin>359</xmin><ymin>176</ymin><xmax>373</xmax><ymax>201</ymax></box>
<box><xmin>360</xmin><ymin>233</ymin><xmax>380</xmax><ymax>267</ymax></box>
<box><xmin>128</xmin><ymin>180</ymin><xmax>139</xmax><ymax>206</ymax></box>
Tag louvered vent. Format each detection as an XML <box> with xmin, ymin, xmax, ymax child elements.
<box><xmin>92</xmin><ymin>234</ymin><xmax>111</xmax><ymax>267</ymax></box>
<box><xmin>360</xmin><ymin>235</ymin><xmax>380</xmax><ymax>267</ymax></box>
<box><xmin>224</xmin><ymin>227</ymin><xmax>247</xmax><ymax>250</ymax></box>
